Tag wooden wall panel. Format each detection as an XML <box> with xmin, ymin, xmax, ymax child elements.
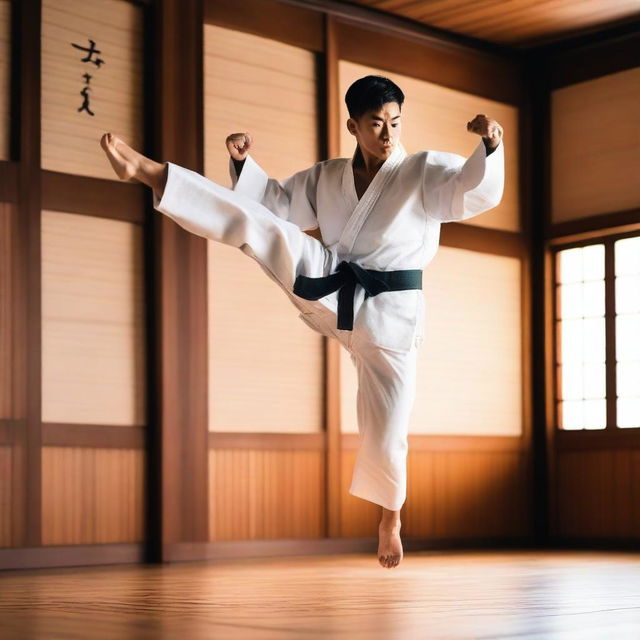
<box><xmin>0</xmin><ymin>202</ymin><xmax>11</xmax><ymax>417</ymax></box>
<box><xmin>420</xmin><ymin>450</ymin><xmax>529</xmax><ymax>538</ymax></box>
<box><xmin>556</xmin><ymin>450</ymin><xmax>640</xmax><ymax>538</ymax></box>
<box><xmin>40</xmin><ymin>0</ymin><xmax>144</xmax><ymax>179</ymax></box>
<box><xmin>338</xmin><ymin>60</ymin><xmax>520</xmax><ymax>232</ymax></box>
<box><xmin>341</xmin><ymin>444</ymin><xmax>530</xmax><ymax>537</ymax></box>
<box><xmin>203</xmin><ymin>24</ymin><xmax>324</xmax><ymax>433</ymax></box>
<box><xmin>208</xmin><ymin>448</ymin><xmax>325</xmax><ymax>540</ymax></box>
<box><xmin>41</xmin><ymin>446</ymin><xmax>144</xmax><ymax>545</ymax></box>
<box><xmin>0</xmin><ymin>0</ymin><xmax>10</xmax><ymax>160</ymax></box>
<box><xmin>41</xmin><ymin>210</ymin><xmax>146</xmax><ymax>426</ymax></box>
<box><xmin>0</xmin><ymin>446</ymin><xmax>11</xmax><ymax>546</ymax></box>
<box><xmin>551</xmin><ymin>67</ymin><xmax>640</xmax><ymax>224</ymax></box>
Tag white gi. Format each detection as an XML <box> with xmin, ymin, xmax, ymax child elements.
<box><xmin>152</xmin><ymin>138</ymin><xmax>504</xmax><ymax>511</ymax></box>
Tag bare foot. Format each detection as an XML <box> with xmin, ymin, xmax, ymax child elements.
<box><xmin>378</xmin><ymin>520</ymin><xmax>403</xmax><ymax>568</ymax></box>
<box><xmin>99</xmin><ymin>132</ymin><xmax>142</xmax><ymax>182</ymax></box>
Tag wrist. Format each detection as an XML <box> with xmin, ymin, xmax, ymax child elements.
<box><xmin>482</xmin><ymin>135</ymin><xmax>499</xmax><ymax>149</ymax></box>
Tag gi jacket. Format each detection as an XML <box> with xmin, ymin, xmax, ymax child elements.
<box><xmin>229</xmin><ymin>138</ymin><xmax>505</xmax><ymax>352</ymax></box>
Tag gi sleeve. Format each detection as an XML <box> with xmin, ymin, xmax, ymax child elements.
<box><xmin>228</xmin><ymin>154</ymin><xmax>320</xmax><ymax>231</ymax></box>
<box><xmin>422</xmin><ymin>138</ymin><xmax>505</xmax><ymax>223</ymax></box>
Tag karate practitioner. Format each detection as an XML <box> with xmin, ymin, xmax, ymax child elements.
<box><xmin>99</xmin><ymin>74</ymin><xmax>504</xmax><ymax>569</ymax></box>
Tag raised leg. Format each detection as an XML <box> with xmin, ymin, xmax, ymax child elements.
<box><xmin>99</xmin><ymin>133</ymin><xmax>333</xmax><ymax>304</ymax></box>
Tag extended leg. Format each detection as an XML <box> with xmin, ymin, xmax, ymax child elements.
<box><xmin>99</xmin><ymin>134</ymin><xmax>332</xmax><ymax>302</ymax></box>
<box><xmin>348</xmin><ymin>342</ymin><xmax>418</xmax><ymax>569</ymax></box>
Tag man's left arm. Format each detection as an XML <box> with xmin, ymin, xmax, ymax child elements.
<box><xmin>423</xmin><ymin>114</ymin><xmax>505</xmax><ymax>223</ymax></box>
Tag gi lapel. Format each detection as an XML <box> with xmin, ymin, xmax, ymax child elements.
<box><xmin>337</xmin><ymin>141</ymin><xmax>407</xmax><ymax>257</ymax></box>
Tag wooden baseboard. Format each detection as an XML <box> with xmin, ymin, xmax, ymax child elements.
<box><xmin>0</xmin><ymin>543</ymin><xmax>144</xmax><ymax>570</ymax></box>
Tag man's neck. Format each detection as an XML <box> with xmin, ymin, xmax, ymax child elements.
<box><xmin>354</xmin><ymin>145</ymin><xmax>385</xmax><ymax>177</ymax></box>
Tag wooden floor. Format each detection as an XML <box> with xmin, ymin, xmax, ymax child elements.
<box><xmin>1</xmin><ymin>550</ymin><xmax>640</xmax><ymax>639</ymax></box>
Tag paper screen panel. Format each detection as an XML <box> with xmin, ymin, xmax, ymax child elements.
<box><xmin>414</xmin><ymin>247</ymin><xmax>522</xmax><ymax>435</ymax></box>
<box><xmin>338</xmin><ymin>60</ymin><xmax>520</xmax><ymax>232</ymax></box>
<box><xmin>204</xmin><ymin>24</ymin><xmax>323</xmax><ymax>433</ymax></box>
<box><xmin>41</xmin><ymin>0</ymin><xmax>143</xmax><ymax>179</ymax></box>
<box><xmin>551</xmin><ymin>67</ymin><xmax>640</xmax><ymax>223</ymax></box>
<box><xmin>0</xmin><ymin>0</ymin><xmax>10</xmax><ymax>160</ymax></box>
<box><xmin>41</xmin><ymin>210</ymin><xmax>145</xmax><ymax>426</ymax></box>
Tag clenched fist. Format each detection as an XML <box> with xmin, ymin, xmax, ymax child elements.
<box><xmin>226</xmin><ymin>132</ymin><xmax>253</xmax><ymax>161</ymax></box>
<box><xmin>466</xmin><ymin>114</ymin><xmax>503</xmax><ymax>148</ymax></box>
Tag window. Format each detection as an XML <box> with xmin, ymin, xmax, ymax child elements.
<box><xmin>554</xmin><ymin>233</ymin><xmax>640</xmax><ymax>430</ymax></box>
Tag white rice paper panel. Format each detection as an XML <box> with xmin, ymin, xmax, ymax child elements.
<box><xmin>41</xmin><ymin>210</ymin><xmax>146</xmax><ymax>426</ymax></box>
<box><xmin>0</xmin><ymin>0</ymin><xmax>10</xmax><ymax>160</ymax></box>
<box><xmin>552</xmin><ymin>67</ymin><xmax>640</xmax><ymax>223</ymax></box>
<box><xmin>41</xmin><ymin>0</ymin><xmax>143</xmax><ymax>179</ymax></box>
<box><xmin>412</xmin><ymin>247</ymin><xmax>522</xmax><ymax>435</ymax></box>
<box><xmin>338</xmin><ymin>60</ymin><xmax>520</xmax><ymax>232</ymax></box>
<box><xmin>204</xmin><ymin>24</ymin><xmax>323</xmax><ymax>433</ymax></box>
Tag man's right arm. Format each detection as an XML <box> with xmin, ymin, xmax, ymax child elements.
<box><xmin>228</xmin><ymin>153</ymin><xmax>320</xmax><ymax>232</ymax></box>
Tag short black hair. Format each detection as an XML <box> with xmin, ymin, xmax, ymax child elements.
<box><xmin>345</xmin><ymin>75</ymin><xmax>405</xmax><ymax>121</ymax></box>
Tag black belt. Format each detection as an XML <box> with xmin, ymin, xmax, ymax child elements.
<box><xmin>293</xmin><ymin>260</ymin><xmax>423</xmax><ymax>331</ymax></box>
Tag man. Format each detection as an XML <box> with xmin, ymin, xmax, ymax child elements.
<box><xmin>99</xmin><ymin>74</ymin><xmax>504</xmax><ymax>570</ymax></box>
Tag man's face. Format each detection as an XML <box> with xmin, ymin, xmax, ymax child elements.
<box><xmin>347</xmin><ymin>101</ymin><xmax>402</xmax><ymax>162</ymax></box>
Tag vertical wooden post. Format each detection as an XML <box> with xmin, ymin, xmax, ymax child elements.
<box><xmin>12</xmin><ymin>0</ymin><xmax>43</xmax><ymax>548</ymax></box>
<box><xmin>526</xmin><ymin>51</ymin><xmax>552</xmax><ymax>544</ymax></box>
<box><xmin>150</xmin><ymin>0</ymin><xmax>209</xmax><ymax>559</ymax></box>
<box><xmin>323</xmin><ymin>14</ymin><xmax>343</xmax><ymax>538</ymax></box>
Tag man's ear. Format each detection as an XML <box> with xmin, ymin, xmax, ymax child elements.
<box><xmin>347</xmin><ymin>118</ymin><xmax>357</xmax><ymax>136</ymax></box>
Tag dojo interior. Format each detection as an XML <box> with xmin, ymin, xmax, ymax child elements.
<box><xmin>1</xmin><ymin>0</ymin><xmax>639</xmax><ymax>638</ymax></box>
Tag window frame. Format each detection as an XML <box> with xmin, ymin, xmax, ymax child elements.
<box><xmin>551</xmin><ymin>228</ymin><xmax>640</xmax><ymax>433</ymax></box>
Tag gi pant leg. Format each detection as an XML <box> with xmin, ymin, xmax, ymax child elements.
<box><xmin>152</xmin><ymin>161</ymin><xmax>335</xmax><ymax>318</ymax></box>
<box><xmin>347</xmin><ymin>340</ymin><xmax>418</xmax><ymax>512</ymax></box>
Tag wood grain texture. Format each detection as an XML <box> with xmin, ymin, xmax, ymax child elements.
<box><xmin>0</xmin><ymin>445</ymin><xmax>11</xmax><ymax>546</ymax></box>
<box><xmin>0</xmin><ymin>0</ymin><xmax>10</xmax><ymax>160</ymax></box>
<box><xmin>203</xmin><ymin>23</ymin><xmax>324</xmax><ymax>433</ymax></box>
<box><xmin>41</xmin><ymin>0</ymin><xmax>144</xmax><ymax>179</ymax></box>
<box><xmin>551</xmin><ymin>67</ymin><xmax>640</xmax><ymax>224</ymax></box>
<box><xmin>208</xmin><ymin>448</ymin><xmax>325</xmax><ymax>540</ymax></box>
<box><xmin>349</xmin><ymin>0</ymin><xmax>640</xmax><ymax>47</ymax></box>
<box><xmin>41</xmin><ymin>210</ymin><xmax>146</xmax><ymax>426</ymax></box>
<box><xmin>342</xmin><ymin>444</ymin><xmax>530</xmax><ymax>538</ymax></box>
<box><xmin>0</xmin><ymin>202</ymin><xmax>11</xmax><ymax>418</ymax></box>
<box><xmin>556</xmin><ymin>449</ymin><xmax>640</xmax><ymax>538</ymax></box>
<box><xmin>3</xmin><ymin>551</ymin><xmax>640</xmax><ymax>639</ymax></box>
<box><xmin>339</xmin><ymin>60</ymin><xmax>520</xmax><ymax>232</ymax></box>
<box><xmin>41</xmin><ymin>446</ymin><xmax>144</xmax><ymax>545</ymax></box>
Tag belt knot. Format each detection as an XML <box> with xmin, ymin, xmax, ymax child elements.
<box><xmin>293</xmin><ymin>260</ymin><xmax>422</xmax><ymax>332</ymax></box>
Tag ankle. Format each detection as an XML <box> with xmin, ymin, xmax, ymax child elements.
<box><xmin>379</xmin><ymin>518</ymin><xmax>401</xmax><ymax>529</ymax></box>
<box><xmin>141</xmin><ymin>159</ymin><xmax>166</xmax><ymax>193</ymax></box>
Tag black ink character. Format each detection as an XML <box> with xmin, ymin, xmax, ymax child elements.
<box><xmin>77</xmin><ymin>86</ymin><xmax>95</xmax><ymax>116</ymax></box>
<box><xmin>71</xmin><ymin>39</ymin><xmax>105</xmax><ymax>68</ymax></box>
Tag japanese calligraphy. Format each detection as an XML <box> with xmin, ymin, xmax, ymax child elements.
<box><xmin>70</xmin><ymin>38</ymin><xmax>106</xmax><ymax>116</ymax></box>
